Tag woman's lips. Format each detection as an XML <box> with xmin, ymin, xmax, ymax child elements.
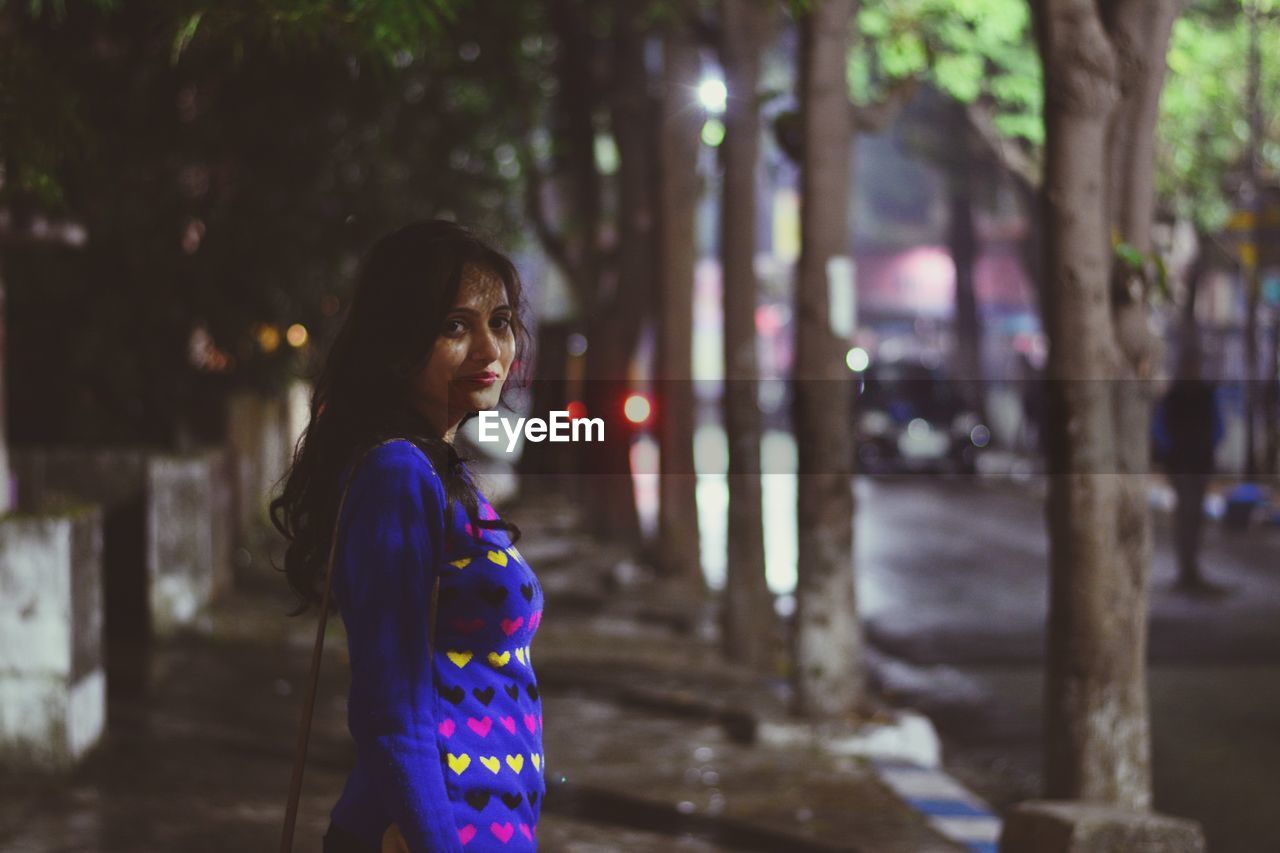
<box><xmin>460</xmin><ymin>373</ymin><xmax>498</xmax><ymax>387</ymax></box>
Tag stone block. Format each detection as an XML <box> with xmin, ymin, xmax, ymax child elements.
<box><xmin>1000</xmin><ymin>800</ymin><xmax>1206</xmax><ymax>853</ymax></box>
<box><xmin>147</xmin><ymin>451</ymin><xmax>226</xmax><ymax>634</ymax></box>
<box><xmin>0</xmin><ymin>504</ymin><xmax>106</xmax><ymax>770</ymax></box>
<box><xmin>227</xmin><ymin>390</ymin><xmax>293</xmax><ymax>557</ymax></box>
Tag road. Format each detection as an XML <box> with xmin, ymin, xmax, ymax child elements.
<box><xmin>856</xmin><ymin>474</ymin><xmax>1280</xmax><ymax>853</ymax></box>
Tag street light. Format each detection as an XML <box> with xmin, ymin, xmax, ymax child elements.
<box><xmin>696</xmin><ymin>78</ymin><xmax>727</xmax><ymax>114</ymax></box>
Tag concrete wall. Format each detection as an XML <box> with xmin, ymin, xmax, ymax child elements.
<box><xmin>227</xmin><ymin>391</ymin><xmax>292</xmax><ymax>555</ymax></box>
<box><xmin>145</xmin><ymin>449</ymin><xmax>231</xmax><ymax>634</ymax></box>
<box><xmin>11</xmin><ymin>446</ymin><xmax>234</xmax><ymax>637</ymax></box>
<box><xmin>0</xmin><ymin>504</ymin><xmax>106</xmax><ymax>770</ymax></box>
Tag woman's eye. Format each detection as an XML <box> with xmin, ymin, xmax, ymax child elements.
<box><xmin>444</xmin><ymin>319</ymin><xmax>467</xmax><ymax>335</ymax></box>
<box><xmin>491</xmin><ymin>316</ymin><xmax>512</xmax><ymax>331</ymax></box>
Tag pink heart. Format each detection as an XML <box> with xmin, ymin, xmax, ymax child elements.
<box><xmin>499</xmin><ymin>715</ymin><xmax>516</xmax><ymax>734</ymax></box>
<box><xmin>523</xmin><ymin>714</ymin><xmax>538</xmax><ymax>733</ymax></box>
<box><xmin>519</xmin><ymin>824</ymin><xmax>533</xmax><ymax>841</ymax></box>
<box><xmin>528</xmin><ymin>611</ymin><xmax>542</xmax><ymax>631</ymax></box>
<box><xmin>489</xmin><ymin>822</ymin><xmax>514</xmax><ymax>843</ymax></box>
<box><xmin>467</xmin><ymin>716</ymin><xmax>492</xmax><ymax>737</ymax></box>
<box><xmin>539</xmin><ymin>714</ymin><xmax>543</xmax><ymax>728</ymax></box>
<box><xmin>458</xmin><ymin>825</ymin><xmax>476</xmax><ymax>844</ymax></box>
<box><xmin>438</xmin><ymin>719</ymin><xmax>456</xmax><ymax>737</ymax></box>
<box><xmin>500</xmin><ymin>617</ymin><xmax>524</xmax><ymax>636</ymax></box>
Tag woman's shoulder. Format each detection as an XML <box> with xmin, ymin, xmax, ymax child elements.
<box><xmin>345</xmin><ymin>438</ymin><xmax>445</xmax><ymax>501</ymax></box>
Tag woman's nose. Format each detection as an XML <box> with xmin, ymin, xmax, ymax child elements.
<box><xmin>472</xmin><ymin>326</ymin><xmax>501</xmax><ymax>362</ymax></box>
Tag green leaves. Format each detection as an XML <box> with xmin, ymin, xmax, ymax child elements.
<box><xmin>1156</xmin><ymin>3</ymin><xmax>1280</xmax><ymax>231</ymax></box>
<box><xmin>851</xmin><ymin>0</ymin><xmax>1042</xmax><ymax>145</ymax></box>
<box><xmin>171</xmin><ymin>11</ymin><xmax>203</xmax><ymax>65</ymax></box>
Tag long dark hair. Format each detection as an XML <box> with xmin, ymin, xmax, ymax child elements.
<box><xmin>270</xmin><ymin>219</ymin><xmax>530</xmax><ymax>616</ymax></box>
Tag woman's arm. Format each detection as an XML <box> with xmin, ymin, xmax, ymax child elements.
<box><xmin>337</xmin><ymin>441</ymin><xmax>463</xmax><ymax>853</ymax></box>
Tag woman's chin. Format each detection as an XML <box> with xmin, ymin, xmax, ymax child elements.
<box><xmin>458</xmin><ymin>389</ymin><xmax>502</xmax><ymax>412</ymax></box>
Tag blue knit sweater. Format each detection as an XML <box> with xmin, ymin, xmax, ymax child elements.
<box><xmin>329</xmin><ymin>439</ymin><xmax>545</xmax><ymax>851</ymax></box>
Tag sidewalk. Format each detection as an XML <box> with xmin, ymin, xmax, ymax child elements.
<box><xmin>0</xmin><ymin>494</ymin><xmax>964</xmax><ymax>853</ymax></box>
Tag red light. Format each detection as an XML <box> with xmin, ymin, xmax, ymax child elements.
<box><xmin>623</xmin><ymin>393</ymin><xmax>652</xmax><ymax>425</ymax></box>
<box><xmin>566</xmin><ymin>400</ymin><xmax>587</xmax><ymax>420</ymax></box>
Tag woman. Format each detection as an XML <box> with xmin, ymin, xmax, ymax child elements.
<box><xmin>271</xmin><ymin>220</ymin><xmax>545</xmax><ymax>852</ymax></box>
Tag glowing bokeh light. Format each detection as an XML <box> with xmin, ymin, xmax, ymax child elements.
<box><xmin>696</xmin><ymin>78</ymin><xmax>727</xmax><ymax>114</ymax></box>
<box><xmin>624</xmin><ymin>393</ymin><xmax>652</xmax><ymax>425</ymax></box>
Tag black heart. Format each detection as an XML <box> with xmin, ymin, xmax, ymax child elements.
<box><xmin>528</xmin><ymin>791</ymin><xmax>539</xmax><ymax>806</ymax></box>
<box><xmin>472</xmin><ymin>686</ymin><xmax>495</xmax><ymax>706</ymax></box>
<box><xmin>504</xmin><ymin>684</ymin><xmax>520</xmax><ymax>701</ymax></box>
<box><xmin>464</xmin><ymin>790</ymin><xmax>491</xmax><ymax>811</ymax></box>
<box><xmin>526</xmin><ymin>684</ymin><xmax>539</xmax><ymax>701</ymax></box>
<box><xmin>500</xmin><ymin>792</ymin><xmax>523</xmax><ymax>809</ymax></box>
<box><xmin>520</xmin><ymin>583</ymin><xmax>534</xmax><ymax>602</ymax></box>
<box><xmin>480</xmin><ymin>584</ymin><xmax>508</xmax><ymax>606</ymax></box>
<box><xmin>441</xmin><ymin>684</ymin><xmax>465</xmax><ymax>706</ymax></box>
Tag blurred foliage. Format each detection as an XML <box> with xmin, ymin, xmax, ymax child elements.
<box><xmin>851</xmin><ymin>0</ymin><xmax>1042</xmax><ymax>146</ymax></box>
<box><xmin>1</xmin><ymin>0</ymin><xmax>547</xmax><ymax>445</ymax></box>
<box><xmin>1158</xmin><ymin>0</ymin><xmax>1280</xmax><ymax>231</ymax></box>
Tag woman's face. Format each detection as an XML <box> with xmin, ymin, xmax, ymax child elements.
<box><xmin>409</xmin><ymin>263</ymin><xmax>516</xmax><ymax>438</ymax></box>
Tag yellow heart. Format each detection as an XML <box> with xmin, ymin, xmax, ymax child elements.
<box><xmin>486</xmin><ymin>550</ymin><xmax>508</xmax><ymax>566</ymax></box>
<box><xmin>447</xmin><ymin>753</ymin><xmax>470</xmax><ymax>775</ymax></box>
<box><xmin>447</xmin><ymin>651</ymin><xmax>472</xmax><ymax>669</ymax></box>
<box><xmin>515</xmin><ymin>648</ymin><xmax>526</xmax><ymax>666</ymax></box>
<box><xmin>479</xmin><ymin>755</ymin><xmax>501</xmax><ymax>774</ymax></box>
<box><xmin>488</xmin><ymin>651</ymin><xmax>511</xmax><ymax>667</ymax></box>
<box><xmin>449</xmin><ymin>557</ymin><xmax>472</xmax><ymax>569</ymax></box>
<box><xmin>505</xmin><ymin>754</ymin><xmax>524</xmax><ymax>773</ymax></box>
<box><xmin>506</xmin><ymin>546</ymin><xmax>521</xmax><ymax>561</ymax></box>
<box><xmin>531</xmin><ymin>754</ymin><xmax>541</xmax><ymax>772</ymax></box>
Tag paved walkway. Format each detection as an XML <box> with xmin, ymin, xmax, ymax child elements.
<box><xmin>0</xmin><ymin>494</ymin><xmax>963</xmax><ymax>852</ymax></box>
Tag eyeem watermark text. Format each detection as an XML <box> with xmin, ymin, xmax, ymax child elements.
<box><xmin>477</xmin><ymin>410</ymin><xmax>605</xmax><ymax>452</ymax></box>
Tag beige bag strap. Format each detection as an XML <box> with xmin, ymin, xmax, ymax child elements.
<box><xmin>280</xmin><ymin>437</ymin><xmax>434</xmax><ymax>853</ymax></box>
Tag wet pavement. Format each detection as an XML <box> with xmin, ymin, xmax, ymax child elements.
<box><xmin>0</xmin><ymin>493</ymin><xmax>960</xmax><ymax>853</ymax></box>
<box><xmin>857</xmin><ymin>473</ymin><xmax>1280</xmax><ymax>853</ymax></box>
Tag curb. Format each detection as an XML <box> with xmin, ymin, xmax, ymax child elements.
<box><xmin>756</xmin><ymin>709</ymin><xmax>942</xmax><ymax>768</ymax></box>
<box><xmin>873</xmin><ymin>759</ymin><xmax>1003</xmax><ymax>853</ymax></box>
<box><xmin>759</xmin><ymin>708</ymin><xmax>1003</xmax><ymax>852</ymax></box>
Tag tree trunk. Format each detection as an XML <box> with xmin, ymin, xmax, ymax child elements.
<box><xmin>791</xmin><ymin>0</ymin><xmax>863</xmax><ymax>718</ymax></box>
<box><xmin>718</xmin><ymin>0</ymin><xmax>775</xmax><ymax>670</ymax></box>
<box><xmin>1033</xmin><ymin>0</ymin><xmax>1179</xmax><ymax>809</ymax></box>
<box><xmin>0</xmin><ymin>261</ymin><xmax>10</xmax><ymax>514</ymax></box>
<box><xmin>516</xmin><ymin>320</ymin><xmax>573</xmax><ymax>492</ymax></box>
<box><xmin>1242</xmin><ymin>0</ymin><xmax>1263</xmax><ymax>480</ymax></box>
<box><xmin>656</xmin><ymin>20</ymin><xmax>704</xmax><ymax>587</ymax></box>
<box><xmin>947</xmin><ymin>115</ymin><xmax>986</xmax><ymax>420</ymax></box>
<box><xmin>1266</xmin><ymin>315</ymin><xmax>1279</xmax><ymax>474</ymax></box>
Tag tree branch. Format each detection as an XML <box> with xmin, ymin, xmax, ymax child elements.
<box><xmin>849</xmin><ymin>76</ymin><xmax>919</xmax><ymax>133</ymax></box>
<box><xmin>964</xmin><ymin>99</ymin><xmax>1042</xmax><ymax>191</ymax></box>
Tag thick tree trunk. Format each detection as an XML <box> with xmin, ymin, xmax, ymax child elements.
<box><xmin>656</xmin><ymin>22</ymin><xmax>704</xmax><ymax>587</ymax></box>
<box><xmin>791</xmin><ymin>0</ymin><xmax>863</xmax><ymax>718</ymax></box>
<box><xmin>526</xmin><ymin>2</ymin><xmax>650</xmax><ymax>540</ymax></box>
<box><xmin>572</xmin><ymin>0</ymin><xmax>662</xmax><ymax>546</ymax></box>
<box><xmin>718</xmin><ymin>0</ymin><xmax>775</xmax><ymax>670</ymax></box>
<box><xmin>1033</xmin><ymin>0</ymin><xmax>1178</xmax><ymax>810</ymax></box>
